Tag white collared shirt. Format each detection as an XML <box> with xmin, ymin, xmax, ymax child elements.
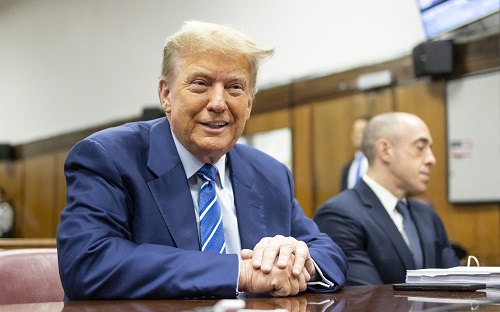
<box><xmin>171</xmin><ymin>133</ymin><xmax>241</xmax><ymax>255</ymax></box>
<box><xmin>347</xmin><ymin>151</ymin><xmax>368</xmax><ymax>189</ymax></box>
<box><xmin>362</xmin><ymin>175</ymin><xmax>411</xmax><ymax>247</ymax></box>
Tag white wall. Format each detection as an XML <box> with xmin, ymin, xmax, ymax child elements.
<box><xmin>0</xmin><ymin>0</ymin><xmax>426</xmax><ymax>144</ymax></box>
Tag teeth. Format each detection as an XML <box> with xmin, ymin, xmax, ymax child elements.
<box><xmin>206</xmin><ymin>122</ymin><xmax>226</xmax><ymax>128</ymax></box>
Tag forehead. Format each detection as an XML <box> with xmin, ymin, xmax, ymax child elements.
<box><xmin>178</xmin><ymin>52</ymin><xmax>251</xmax><ymax>79</ymax></box>
<box><xmin>401</xmin><ymin>118</ymin><xmax>433</xmax><ymax>145</ymax></box>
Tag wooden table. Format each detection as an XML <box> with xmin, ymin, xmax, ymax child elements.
<box><xmin>0</xmin><ymin>238</ymin><xmax>56</xmax><ymax>249</ymax></box>
<box><xmin>1</xmin><ymin>284</ymin><xmax>499</xmax><ymax>311</ymax></box>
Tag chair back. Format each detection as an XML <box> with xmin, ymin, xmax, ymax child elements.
<box><xmin>0</xmin><ymin>248</ymin><xmax>64</xmax><ymax>304</ymax></box>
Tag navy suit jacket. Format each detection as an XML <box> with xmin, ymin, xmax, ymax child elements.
<box><xmin>313</xmin><ymin>180</ymin><xmax>459</xmax><ymax>285</ymax></box>
<box><xmin>56</xmin><ymin>118</ymin><xmax>347</xmax><ymax>300</ymax></box>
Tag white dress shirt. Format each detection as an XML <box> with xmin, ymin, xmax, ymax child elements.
<box><xmin>347</xmin><ymin>151</ymin><xmax>368</xmax><ymax>189</ymax></box>
<box><xmin>362</xmin><ymin>175</ymin><xmax>412</xmax><ymax>248</ymax></box>
<box><xmin>171</xmin><ymin>133</ymin><xmax>242</xmax><ymax>255</ymax></box>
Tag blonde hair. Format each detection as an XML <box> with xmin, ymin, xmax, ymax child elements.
<box><xmin>160</xmin><ymin>20</ymin><xmax>274</xmax><ymax>94</ymax></box>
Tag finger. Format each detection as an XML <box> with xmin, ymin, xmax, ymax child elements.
<box><xmin>299</xmin><ymin>266</ymin><xmax>311</xmax><ymax>284</ymax></box>
<box><xmin>304</xmin><ymin>258</ymin><xmax>317</xmax><ymax>280</ymax></box>
<box><xmin>275</xmin><ymin>237</ymin><xmax>296</xmax><ymax>269</ymax></box>
<box><xmin>292</xmin><ymin>241</ymin><xmax>310</xmax><ymax>276</ymax></box>
<box><xmin>240</xmin><ymin>249</ymin><xmax>253</xmax><ymax>260</ymax></box>
<box><xmin>288</xmin><ymin>275</ymin><xmax>300</xmax><ymax>296</ymax></box>
<box><xmin>271</xmin><ymin>281</ymin><xmax>291</xmax><ymax>297</ymax></box>
<box><xmin>260</xmin><ymin>235</ymin><xmax>285</xmax><ymax>273</ymax></box>
<box><xmin>251</xmin><ymin>237</ymin><xmax>271</xmax><ymax>269</ymax></box>
<box><xmin>298</xmin><ymin>268</ymin><xmax>308</xmax><ymax>292</ymax></box>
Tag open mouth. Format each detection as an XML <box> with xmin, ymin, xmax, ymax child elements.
<box><xmin>202</xmin><ymin>122</ymin><xmax>227</xmax><ymax>129</ymax></box>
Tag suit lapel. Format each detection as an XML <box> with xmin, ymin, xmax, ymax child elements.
<box><xmin>355</xmin><ymin>181</ymin><xmax>416</xmax><ymax>269</ymax></box>
<box><xmin>227</xmin><ymin>147</ymin><xmax>265</xmax><ymax>250</ymax></box>
<box><xmin>146</xmin><ymin>119</ymin><xmax>199</xmax><ymax>250</ymax></box>
<box><xmin>145</xmin><ymin>125</ymin><xmax>267</xmax><ymax>251</ymax></box>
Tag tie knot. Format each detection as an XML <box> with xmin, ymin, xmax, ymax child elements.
<box><xmin>198</xmin><ymin>164</ymin><xmax>217</xmax><ymax>182</ymax></box>
<box><xmin>396</xmin><ymin>201</ymin><xmax>410</xmax><ymax>218</ymax></box>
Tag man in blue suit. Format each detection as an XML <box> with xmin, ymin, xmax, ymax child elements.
<box><xmin>56</xmin><ymin>20</ymin><xmax>347</xmax><ymax>300</ymax></box>
<box><xmin>314</xmin><ymin>112</ymin><xmax>459</xmax><ymax>285</ymax></box>
<box><xmin>340</xmin><ymin>116</ymin><xmax>369</xmax><ymax>191</ymax></box>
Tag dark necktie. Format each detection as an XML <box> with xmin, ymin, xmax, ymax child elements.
<box><xmin>396</xmin><ymin>201</ymin><xmax>423</xmax><ymax>269</ymax></box>
<box><xmin>197</xmin><ymin>164</ymin><xmax>226</xmax><ymax>253</ymax></box>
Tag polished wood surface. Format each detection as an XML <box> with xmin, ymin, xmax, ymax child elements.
<box><xmin>1</xmin><ymin>285</ymin><xmax>499</xmax><ymax>311</ymax></box>
<box><xmin>0</xmin><ymin>238</ymin><xmax>56</xmax><ymax>249</ymax></box>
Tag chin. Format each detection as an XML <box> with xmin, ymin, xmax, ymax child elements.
<box><xmin>408</xmin><ymin>185</ymin><xmax>427</xmax><ymax>196</ymax></box>
<box><xmin>416</xmin><ymin>187</ymin><xmax>428</xmax><ymax>195</ymax></box>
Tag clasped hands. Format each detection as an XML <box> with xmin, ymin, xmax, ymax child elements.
<box><xmin>238</xmin><ymin>235</ymin><xmax>317</xmax><ymax>297</ymax></box>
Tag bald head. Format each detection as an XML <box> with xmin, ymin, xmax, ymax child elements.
<box><xmin>361</xmin><ymin>112</ymin><xmax>436</xmax><ymax>198</ymax></box>
<box><xmin>362</xmin><ymin>112</ymin><xmax>424</xmax><ymax>163</ymax></box>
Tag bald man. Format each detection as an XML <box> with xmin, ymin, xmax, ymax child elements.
<box><xmin>314</xmin><ymin>112</ymin><xmax>459</xmax><ymax>285</ymax></box>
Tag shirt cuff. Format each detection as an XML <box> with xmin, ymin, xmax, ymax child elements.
<box><xmin>306</xmin><ymin>258</ymin><xmax>335</xmax><ymax>288</ymax></box>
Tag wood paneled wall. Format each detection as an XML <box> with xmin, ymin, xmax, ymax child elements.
<box><xmin>0</xmin><ymin>150</ymin><xmax>68</xmax><ymax>238</ymax></box>
<box><xmin>0</xmin><ymin>34</ymin><xmax>498</xmax><ymax>265</ymax></box>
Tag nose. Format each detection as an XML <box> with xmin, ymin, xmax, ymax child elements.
<box><xmin>426</xmin><ymin>149</ymin><xmax>436</xmax><ymax>166</ymax></box>
<box><xmin>207</xmin><ymin>84</ymin><xmax>226</xmax><ymax>113</ymax></box>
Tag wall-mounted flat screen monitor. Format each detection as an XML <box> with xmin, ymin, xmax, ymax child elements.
<box><xmin>417</xmin><ymin>0</ymin><xmax>499</xmax><ymax>39</ymax></box>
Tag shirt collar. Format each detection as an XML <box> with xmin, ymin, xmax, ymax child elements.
<box><xmin>354</xmin><ymin>150</ymin><xmax>364</xmax><ymax>159</ymax></box>
<box><xmin>171</xmin><ymin>130</ymin><xmax>227</xmax><ymax>188</ymax></box>
<box><xmin>362</xmin><ymin>175</ymin><xmax>400</xmax><ymax>214</ymax></box>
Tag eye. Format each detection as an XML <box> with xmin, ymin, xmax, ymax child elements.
<box><xmin>415</xmin><ymin>143</ymin><xmax>426</xmax><ymax>152</ymax></box>
<box><xmin>227</xmin><ymin>83</ymin><xmax>244</xmax><ymax>95</ymax></box>
<box><xmin>190</xmin><ymin>80</ymin><xmax>209</xmax><ymax>92</ymax></box>
<box><xmin>192</xmin><ymin>80</ymin><xmax>207</xmax><ymax>86</ymax></box>
<box><xmin>229</xmin><ymin>84</ymin><xmax>243</xmax><ymax>90</ymax></box>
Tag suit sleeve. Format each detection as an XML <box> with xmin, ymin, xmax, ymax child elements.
<box><xmin>313</xmin><ymin>202</ymin><xmax>384</xmax><ymax>285</ymax></box>
<box><xmin>432</xmin><ymin>209</ymin><xmax>461</xmax><ymax>268</ymax></box>
<box><xmin>281</xmin><ymin>168</ymin><xmax>348</xmax><ymax>292</ymax></box>
<box><xmin>57</xmin><ymin>139</ymin><xmax>239</xmax><ymax>300</ymax></box>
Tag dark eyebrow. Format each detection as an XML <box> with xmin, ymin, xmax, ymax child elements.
<box><xmin>414</xmin><ymin>137</ymin><xmax>432</xmax><ymax>147</ymax></box>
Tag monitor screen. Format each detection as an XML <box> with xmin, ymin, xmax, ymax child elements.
<box><xmin>418</xmin><ymin>0</ymin><xmax>499</xmax><ymax>39</ymax></box>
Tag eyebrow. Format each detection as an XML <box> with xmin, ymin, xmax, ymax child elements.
<box><xmin>414</xmin><ymin>137</ymin><xmax>432</xmax><ymax>146</ymax></box>
<box><xmin>188</xmin><ymin>66</ymin><xmax>249</xmax><ymax>83</ymax></box>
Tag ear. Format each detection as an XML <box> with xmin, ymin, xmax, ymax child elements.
<box><xmin>375</xmin><ymin>138</ymin><xmax>393</xmax><ymax>164</ymax></box>
<box><xmin>245</xmin><ymin>94</ymin><xmax>254</xmax><ymax>120</ymax></box>
<box><xmin>158</xmin><ymin>79</ymin><xmax>171</xmax><ymax>114</ymax></box>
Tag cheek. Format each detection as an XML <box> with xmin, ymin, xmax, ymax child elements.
<box><xmin>231</xmin><ymin>99</ymin><xmax>252</xmax><ymax>119</ymax></box>
<box><xmin>170</xmin><ymin>94</ymin><xmax>201</xmax><ymax>117</ymax></box>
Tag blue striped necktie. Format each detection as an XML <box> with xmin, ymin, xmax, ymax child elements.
<box><xmin>396</xmin><ymin>201</ymin><xmax>423</xmax><ymax>269</ymax></box>
<box><xmin>197</xmin><ymin>164</ymin><xmax>226</xmax><ymax>253</ymax></box>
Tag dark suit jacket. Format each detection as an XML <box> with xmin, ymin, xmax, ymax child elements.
<box><xmin>56</xmin><ymin>118</ymin><xmax>347</xmax><ymax>300</ymax></box>
<box><xmin>313</xmin><ymin>180</ymin><xmax>459</xmax><ymax>286</ymax></box>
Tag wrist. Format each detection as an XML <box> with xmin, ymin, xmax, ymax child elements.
<box><xmin>238</xmin><ymin>259</ymin><xmax>246</xmax><ymax>292</ymax></box>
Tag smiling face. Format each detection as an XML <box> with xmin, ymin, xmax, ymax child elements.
<box><xmin>388</xmin><ymin>115</ymin><xmax>436</xmax><ymax>197</ymax></box>
<box><xmin>158</xmin><ymin>52</ymin><xmax>254</xmax><ymax>163</ymax></box>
